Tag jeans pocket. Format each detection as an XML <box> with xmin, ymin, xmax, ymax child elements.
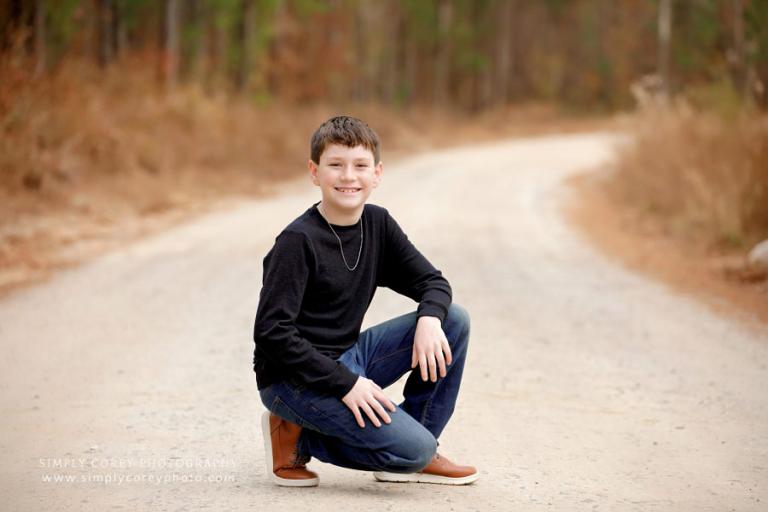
<box><xmin>270</xmin><ymin>395</ymin><xmax>321</xmax><ymax>433</ymax></box>
<box><xmin>259</xmin><ymin>385</ymin><xmax>275</xmax><ymax>410</ymax></box>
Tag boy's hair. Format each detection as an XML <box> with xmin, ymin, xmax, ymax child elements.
<box><xmin>310</xmin><ymin>116</ymin><xmax>381</xmax><ymax>164</ymax></box>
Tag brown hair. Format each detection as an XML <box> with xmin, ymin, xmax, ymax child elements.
<box><xmin>310</xmin><ymin>116</ymin><xmax>381</xmax><ymax>164</ymax></box>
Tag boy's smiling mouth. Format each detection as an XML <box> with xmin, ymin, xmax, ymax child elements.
<box><xmin>335</xmin><ymin>187</ymin><xmax>362</xmax><ymax>194</ymax></box>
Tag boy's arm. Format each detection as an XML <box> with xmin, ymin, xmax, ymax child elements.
<box><xmin>379</xmin><ymin>211</ymin><xmax>454</xmax><ymax>383</ymax></box>
<box><xmin>379</xmin><ymin>212</ymin><xmax>452</xmax><ymax>322</ymax></box>
<box><xmin>254</xmin><ymin>231</ymin><xmax>358</xmax><ymax>398</ymax></box>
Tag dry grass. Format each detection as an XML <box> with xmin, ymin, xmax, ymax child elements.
<box><xmin>603</xmin><ymin>104</ymin><xmax>768</xmax><ymax>251</ymax></box>
<box><xmin>0</xmin><ymin>54</ymin><xmax>607</xmax><ymax>211</ymax></box>
<box><xmin>567</xmin><ymin>103</ymin><xmax>768</xmax><ymax>328</ymax></box>
<box><xmin>0</xmin><ymin>53</ymin><xmax>615</xmax><ymax>294</ymax></box>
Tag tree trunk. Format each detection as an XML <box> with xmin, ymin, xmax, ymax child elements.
<box><xmin>111</xmin><ymin>0</ymin><xmax>121</xmax><ymax>59</ymax></box>
<box><xmin>353</xmin><ymin>2</ymin><xmax>368</xmax><ymax>102</ymax></box>
<box><xmin>478</xmin><ymin>3</ymin><xmax>494</xmax><ymax>110</ymax></box>
<box><xmin>266</xmin><ymin>0</ymin><xmax>287</xmax><ymax>98</ymax></box>
<box><xmin>96</xmin><ymin>0</ymin><xmax>114</xmax><ymax>68</ymax></box>
<box><xmin>385</xmin><ymin>3</ymin><xmax>404</xmax><ymax>104</ymax></box>
<box><xmin>33</xmin><ymin>0</ymin><xmax>45</xmax><ymax>76</ymax></box>
<box><xmin>657</xmin><ymin>0</ymin><xmax>672</xmax><ymax>101</ymax></box>
<box><xmin>404</xmin><ymin>25</ymin><xmax>418</xmax><ymax>105</ymax></box>
<box><xmin>235</xmin><ymin>0</ymin><xmax>256</xmax><ymax>92</ymax></box>
<box><xmin>433</xmin><ymin>0</ymin><xmax>453</xmax><ymax>107</ymax></box>
<box><xmin>187</xmin><ymin>0</ymin><xmax>205</xmax><ymax>84</ymax></box>
<box><xmin>730</xmin><ymin>0</ymin><xmax>749</xmax><ymax>102</ymax></box>
<box><xmin>164</xmin><ymin>0</ymin><xmax>180</xmax><ymax>91</ymax></box>
<box><xmin>495</xmin><ymin>0</ymin><xmax>514</xmax><ymax>104</ymax></box>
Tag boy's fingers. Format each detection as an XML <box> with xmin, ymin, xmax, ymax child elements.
<box><xmin>418</xmin><ymin>354</ymin><xmax>428</xmax><ymax>381</ymax></box>
<box><xmin>436</xmin><ymin>350</ymin><xmax>447</xmax><ymax>378</ymax></box>
<box><xmin>360</xmin><ymin>402</ymin><xmax>381</xmax><ymax>428</ymax></box>
<box><xmin>443</xmin><ymin>339</ymin><xmax>453</xmax><ymax>365</ymax></box>
<box><xmin>411</xmin><ymin>348</ymin><xmax>418</xmax><ymax>368</ymax></box>
<box><xmin>370</xmin><ymin>399</ymin><xmax>391</xmax><ymax>424</ymax></box>
<box><xmin>428</xmin><ymin>353</ymin><xmax>437</xmax><ymax>382</ymax></box>
<box><xmin>351</xmin><ymin>406</ymin><xmax>365</xmax><ymax>428</ymax></box>
<box><xmin>375</xmin><ymin>389</ymin><xmax>397</xmax><ymax>412</ymax></box>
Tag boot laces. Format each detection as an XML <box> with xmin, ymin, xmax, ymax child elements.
<box><xmin>290</xmin><ymin>449</ymin><xmax>310</xmax><ymax>469</ymax></box>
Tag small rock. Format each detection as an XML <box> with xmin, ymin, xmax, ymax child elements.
<box><xmin>22</xmin><ymin>172</ymin><xmax>43</xmax><ymax>190</ymax></box>
<box><xmin>748</xmin><ymin>239</ymin><xmax>768</xmax><ymax>271</ymax></box>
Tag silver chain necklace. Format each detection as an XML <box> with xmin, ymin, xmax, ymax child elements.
<box><xmin>318</xmin><ymin>203</ymin><xmax>364</xmax><ymax>271</ymax></box>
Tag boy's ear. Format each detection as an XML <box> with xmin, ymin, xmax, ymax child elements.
<box><xmin>373</xmin><ymin>161</ymin><xmax>383</xmax><ymax>188</ymax></box>
<box><xmin>308</xmin><ymin>159</ymin><xmax>319</xmax><ymax>186</ymax></box>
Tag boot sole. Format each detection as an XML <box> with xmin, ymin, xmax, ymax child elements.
<box><xmin>373</xmin><ymin>470</ymin><xmax>479</xmax><ymax>485</ymax></box>
<box><xmin>261</xmin><ymin>411</ymin><xmax>319</xmax><ymax>487</ymax></box>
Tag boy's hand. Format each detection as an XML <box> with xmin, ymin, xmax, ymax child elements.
<box><xmin>412</xmin><ymin>315</ymin><xmax>453</xmax><ymax>383</ymax></box>
<box><xmin>341</xmin><ymin>376</ymin><xmax>397</xmax><ymax>428</ymax></box>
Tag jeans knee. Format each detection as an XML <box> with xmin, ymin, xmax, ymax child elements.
<box><xmin>377</xmin><ymin>429</ymin><xmax>437</xmax><ymax>473</ymax></box>
<box><xmin>415</xmin><ymin>434</ymin><xmax>438</xmax><ymax>471</ymax></box>
<box><xmin>402</xmin><ymin>431</ymin><xmax>437</xmax><ymax>472</ymax></box>
<box><xmin>445</xmin><ymin>303</ymin><xmax>470</xmax><ymax>342</ymax></box>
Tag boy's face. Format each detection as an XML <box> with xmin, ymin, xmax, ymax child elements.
<box><xmin>308</xmin><ymin>143</ymin><xmax>382</xmax><ymax>218</ymax></box>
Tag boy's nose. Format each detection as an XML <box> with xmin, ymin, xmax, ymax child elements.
<box><xmin>340</xmin><ymin>165</ymin><xmax>355</xmax><ymax>179</ymax></box>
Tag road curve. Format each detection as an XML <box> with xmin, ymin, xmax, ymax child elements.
<box><xmin>1</xmin><ymin>132</ymin><xmax>766</xmax><ymax>511</ymax></box>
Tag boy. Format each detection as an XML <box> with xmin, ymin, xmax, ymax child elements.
<box><xmin>253</xmin><ymin>115</ymin><xmax>477</xmax><ymax>487</ymax></box>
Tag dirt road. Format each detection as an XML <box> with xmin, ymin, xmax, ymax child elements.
<box><xmin>1</xmin><ymin>133</ymin><xmax>766</xmax><ymax>511</ymax></box>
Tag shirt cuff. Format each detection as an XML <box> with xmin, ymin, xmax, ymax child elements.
<box><xmin>417</xmin><ymin>302</ymin><xmax>448</xmax><ymax>324</ymax></box>
<box><xmin>328</xmin><ymin>362</ymin><xmax>360</xmax><ymax>398</ymax></box>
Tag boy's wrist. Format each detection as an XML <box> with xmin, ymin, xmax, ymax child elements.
<box><xmin>331</xmin><ymin>363</ymin><xmax>360</xmax><ymax>399</ymax></box>
<box><xmin>417</xmin><ymin>315</ymin><xmax>442</xmax><ymax>326</ymax></box>
<box><xmin>416</xmin><ymin>302</ymin><xmax>449</xmax><ymax>325</ymax></box>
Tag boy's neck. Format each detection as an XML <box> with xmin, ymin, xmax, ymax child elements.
<box><xmin>317</xmin><ymin>201</ymin><xmax>363</xmax><ymax>226</ymax></box>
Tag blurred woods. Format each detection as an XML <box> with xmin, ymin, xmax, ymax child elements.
<box><xmin>0</xmin><ymin>1</ymin><xmax>767</xmax><ymax>290</ymax></box>
<box><xmin>2</xmin><ymin>0</ymin><xmax>767</xmax><ymax>110</ymax></box>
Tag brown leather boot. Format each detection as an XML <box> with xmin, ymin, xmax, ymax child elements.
<box><xmin>261</xmin><ymin>411</ymin><xmax>319</xmax><ymax>487</ymax></box>
<box><xmin>374</xmin><ymin>453</ymin><xmax>479</xmax><ymax>485</ymax></box>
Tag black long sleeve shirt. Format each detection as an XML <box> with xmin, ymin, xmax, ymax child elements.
<box><xmin>252</xmin><ymin>201</ymin><xmax>452</xmax><ymax>398</ymax></box>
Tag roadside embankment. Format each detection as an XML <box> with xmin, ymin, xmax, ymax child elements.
<box><xmin>567</xmin><ymin>106</ymin><xmax>768</xmax><ymax>327</ymax></box>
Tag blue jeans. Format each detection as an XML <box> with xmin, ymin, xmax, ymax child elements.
<box><xmin>258</xmin><ymin>303</ymin><xmax>471</xmax><ymax>473</ymax></box>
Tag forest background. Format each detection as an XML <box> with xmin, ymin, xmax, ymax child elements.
<box><xmin>1</xmin><ymin>0</ymin><xmax>767</xmax><ymax>311</ymax></box>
